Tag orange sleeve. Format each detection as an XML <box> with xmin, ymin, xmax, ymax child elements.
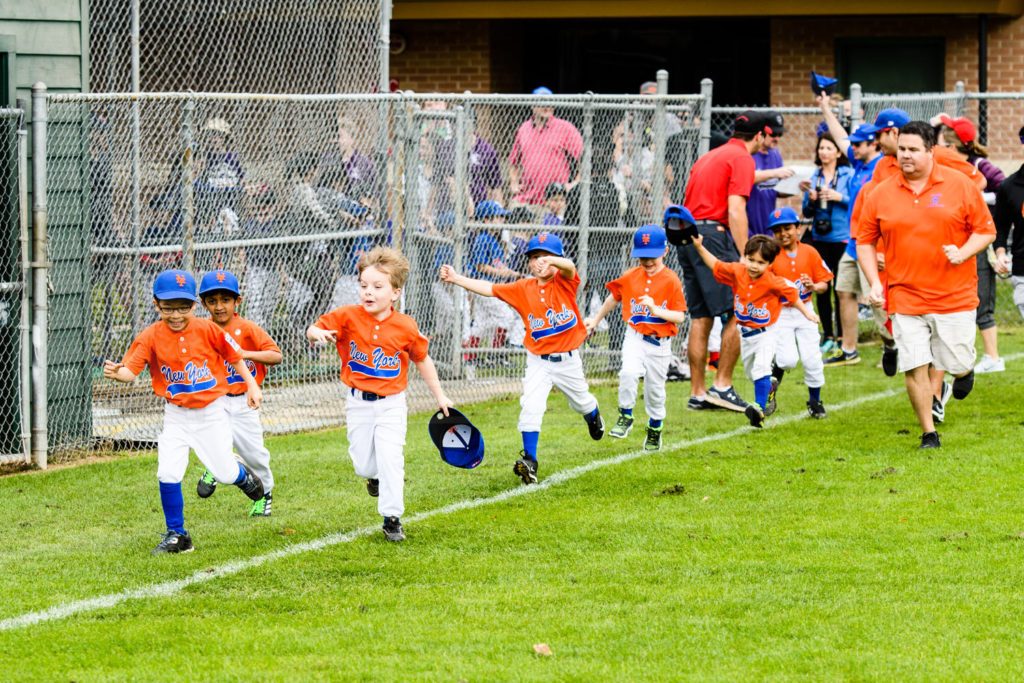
<box><xmin>121</xmin><ymin>328</ymin><xmax>152</xmax><ymax>376</ymax></box>
<box><xmin>856</xmin><ymin>182</ymin><xmax>882</xmax><ymax>246</ymax></box>
<box><xmin>315</xmin><ymin>308</ymin><xmax>345</xmax><ymax>334</ymax></box>
<box><xmin>962</xmin><ymin>181</ymin><xmax>996</xmax><ymax>236</ymax></box>
<box><xmin>405</xmin><ymin>317</ymin><xmax>430</xmax><ymax>363</ymax></box>
<box><xmin>208</xmin><ymin>323</ymin><xmax>243</xmax><ymax>365</ymax></box>
<box><xmin>604</xmin><ymin>274</ymin><xmax>626</xmax><ymax>301</ymax></box>
<box><xmin>491</xmin><ymin>279</ymin><xmax>527</xmax><ymax>309</ymax></box>
<box><xmin>666</xmin><ymin>274</ymin><xmax>687</xmax><ymax>312</ymax></box>
<box><xmin>249</xmin><ymin>322</ymin><xmax>281</xmax><ymax>354</ymax></box>
<box><xmin>711</xmin><ymin>260</ymin><xmax>737</xmax><ymax>287</ymax></box>
<box><xmin>811</xmin><ymin>251</ymin><xmax>834</xmax><ymax>283</ymax></box>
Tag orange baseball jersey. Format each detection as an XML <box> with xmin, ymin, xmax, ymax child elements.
<box><xmin>122</xmin><ymin>317</ymin><xmax>243</xmax><ymax>409</ymax></box>
<box><xmin>605</xmin><ymin>265</ymin><xmax>687</xmax><ymax>337</ymax></box>
<box><xmin>712</xmin><ymin>261</ymin><xmax>798</xmax><ymax>329</ymax></box>
<box><xmin>770</xmin><ymin>244</ymin><xmax>833</xmax><ymax>305</ymax></box>
<box><xmin>219</xmin><ymin>314</ymin><xmax>281</xmax><ymax>394</ymax></box>
<box><xmin>316</xmin><ymin>305</ymin><xmax>429</xmax><ymax>396</ymax></box>
<box><xmin>492</xmin><ymin>271</ymin><xmax>587</xmax><ymax>354</ymax></box>
<box><xmin>857</xmin><ymin>163</ymin><xmax>994</xmax><ymax>315</ymax></box>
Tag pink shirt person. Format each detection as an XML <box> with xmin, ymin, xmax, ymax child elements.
<box><xmin>509</xmin><ymin>110</ymin><xmax>583</xmax><ymax>206</ymax></box>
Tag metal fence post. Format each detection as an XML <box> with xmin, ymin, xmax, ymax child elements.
<box><xmin>30</xmin><ymin>83</ymin><xmax>48</xmax><ymax>470</ymax></box>
<box><xmin>699</xmin><ymin>78</ymin><xmax>713</xmax><ymax>157</ymax></box>
<box><xmin>651</xmin><ymin>70</ymin><xmax>668</xmax><ymax>225</ymax></box>
<box><xmin>451</xmin><ymin>105</ymin><xmax>467</xmax><ymax>377</ymax></box>
<box><xmin>578</xmin><ymin>93</ymin><xmax>593</xmax><ymax>292</ymax></box>
<box><xmin>955</xmin><ymin>81</ymin><xmax>965</xmax><ymax>117</ymax></box>
<box><xmin>181</xmin><ymin>96</ymin><xmax>196</xmax><ymax>272</ymax></box>
<box><xmin>17</xmin><ymin>102</ymin><xmax>29</xmax><ymax>464</ymax></box>
<box><xmin>850</xmin><ymin>83</ymin><xmax>862</xmax><ymax>131</ymax></box>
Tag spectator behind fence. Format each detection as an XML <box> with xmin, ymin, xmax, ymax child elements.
<box><xmin>933</xmin><ymin>113</ymin><xmax>1006</xmax><ymax>374</ymax></box>
<box><xmin>993</xmin><ymin>124</ymin><xmax>1024</xmax><ymax>330</ymax></box>
<box><xmin>435</xmin><ymin>115</ymin><xmax>503</xmax><ymax>215</ymax></box>
<box><xmin>240</xmin><ymin>186</ymin><xmax>281</xmax><ymax>331</ymax></box>
<box><xmin>542</xmin><ymin>183</ymin><xmax>567</xmax><ymax>226</ymax></box>
<box><xmin>508</xmin><ymin>87</ymin><xmax>583</xmax><ymax>214</ymax></box>
<box><xmin>801</xmin><ymin>132</ymin><xmax>852</xmax><ymax>357</ymax></box>
<box><xmin>321</xmin><ymin>116</ymin><xmax>378</xmax><ymax>209</ymax></box>
<box><xmin>194</xmin><ymin>118</ymin><xmax>244</xmax><ymax>229</ymax></box>
<box><xmin>747</xmin><ymin>111</ymin><xmax>795</xmax><ymax>237</ymax></box>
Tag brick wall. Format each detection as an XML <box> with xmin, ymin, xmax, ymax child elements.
<box><xmin>390</xmin><ymin>20</ymin><xmax>491</xmax><ymax>93</ymax></box>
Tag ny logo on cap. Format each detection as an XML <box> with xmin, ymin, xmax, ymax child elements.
<box><xmin>642</xmin><ymin>233</ymin><xmax>650</xmax><ymax>245</ymax></box>
<box><xmin>216</xmin><ymin>272</ymin><xmax>226</xmax><ymax>283</ymax></box>
<box><xmin>774</xmin><ymin>209</ymin><xmax>782</xmax><ymax>218</ymax></box>
<box><xmin>538</xmin><ymin>234</ymin><xmax>548</xmax><ymax>243</ymax></box>
<box><xmin>175</xmin><ymin>274</ymin><xmax>186</xmax><ymax>287</ymax></box>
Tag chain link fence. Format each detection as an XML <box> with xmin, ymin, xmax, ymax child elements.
<box><xmin>43</xmin><ymin>90</ymin><xmax>706</xmax><ymax>458</ymax></box>
<box><xmin>89</xmin><ymin>0</ymin><xmax>386</xmax><ymax>94</ymax></box>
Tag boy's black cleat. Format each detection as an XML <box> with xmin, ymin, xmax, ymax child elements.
<box><xmin>807</xmin><ymin>400</ymin><xmax>827</xmax><ymax>419</ymax></box>
<box><xmin>237</xmin><ymin>467</ymin><xmax>265</xmax><ymax>502</ymax></box>
<box><xmin>745</xmin><ymin>404</ymin><xmax>765</xmax><ymax>428</ymax></box>
<box><xmin>918</xmin><ymin>431</ymin><xmax>941</xmax><ymax>449</ymax></box>
<box><xmin>196</xmin><ymin>470</ymin><xmax>217</xmax><ymax>498</ymax></box>
<box><xmin>952</xmin><ymin>370</ymin><xmax>975</xmax><ymax>400</ymax></box>
<box><xmin>366</xmin><ymin>478</ymin><xmax>379</xmax><ymax>497</ymax></box>
<box><xmin>513</xmin><ymin>456</ymin><xmax>538</xmax><ymax>485</ymax></box>
<box><xmin>584</xmin><ymin>410</ymin><xmax>605</xmax><ymax>441</ymax></box>
<box><xmin>382</xmin><ymin>516</ymin><xmax>405</xmax><ymax>542</ymax></box>
<box><xmin>152</xmin><ymin>530</ymin><xmax>194</xmax><ymax>555</ymax></box>
<box><xmin>881</xmin><ymin>343</ymin><xmax>899</xmax><ymax>377</ymax></box>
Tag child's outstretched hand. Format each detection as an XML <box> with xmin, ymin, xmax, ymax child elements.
<box><xmin>690</xmin><ymin>233</ymin><xmax>703</xmax><ymax>248</ymax></box>
<box><xmin>103</xmin><ymin>360</ymin><xmax>123</xmax><ymax>379</ymax></box>
<box><xmin>436</xmin><ymin>393</ymin><xmax>454</xmax><ymax>417</ymax></box>
<box><xmin>583</xmin><ymin>317</ymin><xmax>598</xmax><ymax>334</ymax></box>
<box><xmin>308</xmin><ymin>327</ymin><xmax>337</xmax><ymax>345</ymax></box>
<box><xmin>439</xmin><ymin>264</ymin><xmax>459</xmax><ymax>282</ymax></box>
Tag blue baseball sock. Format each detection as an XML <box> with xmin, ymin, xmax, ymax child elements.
<box><xmin>649</xmin><ymin>418</ymin><xmax>663</xmax><ymax>429</ymax></box>
<box><xmin>620</xmin><ymin>407</ymin><xmax>633</xmax><ymax>418</ymax></box>
<box><xmin>521</xmin><ymin>431</ymin><xmax>539</xmax><ymax>460</ymax></box>
<box><xmin>585</xmin><ymin>408</ymin><xmax>599</xmax><ymax>422</ymax></box>
<box><xmin>158</xmin><ymin>482</ymin><xmax>185</xmax><ymax>534</ymax></box>
<box><xmin>233</xmin><ymin>462</ymin><xmax>247</xmax><ymax>485</ymax></box>
<box><xmin>754</xmin><ymin>376</ymin><xmax>772</xmax><ymax>410</ymax></box>
<box><xmin>809</xmin><ymin>386</ymin><xmax>821</xmax><ymax>403</ymax></box>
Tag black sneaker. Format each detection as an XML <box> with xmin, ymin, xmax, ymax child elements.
<box><xmin>686</xmin><ymin>396</ymin><xmax>717</xmax><ymax>411</ymax></box>
<box><xmin>237</xmin><ymin>467</ymin><xmax>265</xmax><ymax>502</ymax></box>
<box><xmin>765</xmin><ymin>377</ymin><xmax>779</xmax><ymax>417</ymax></box>
<box><xmin>366</xmin><ymin>478</ymin><xmax>379</xmax><ymax>497</ymax></box>
<box><xmin>644</xmin><ymin>426</ymin><xmax>662</xmax><ymax>452</ymax></box>
<box><xmin>382</xmin><ymin>516</ymin><xmax>405</xmax><ymax>542</ymax></box>
<box><xmin>919</xmin><ymin>431</ymin><xmax>941</xmax><ymax>449</ymax></box>
<box><xmin>707</xmin><ymin>385</ymin><xmax>748</xmax><ymax>413</ymax></box>
<box><xmin>584</xmin><ymin>410</ymin><xmax>605</xmax><ymax>441</ymax></box>
<box><xmin>823</xmin><ymin>348</ymin><xmax>860</xmax><ymax>366</ymax></box>
<box><xmin>249</xmin><ymin>491</ymin><xmax>272</xmax><ymax>517</ymax></box>
<box><xmin>807</xmin><ymin>400</ymin><xmax>827</xmax><ymax>419</ymax></box>
<box><xmin>151</xmin><ymin>530</ymin><xmax>194</xmax><ymax>555</ymax></box>
<box><xmin>745</xmin><ymin>404</ymin><xmax>765</xmax><ymax>428</ymax></box>
<box><xmin>952</xmin><ymin>370</ymin><xmax>975</xmax><ymax>399</ymax></box>
<box><xmin>881</xmin><ymin>344</ymin><xmax>899</xmax><ymax>377</ymax></box>
<box><xmin>609</xmin><ymin>413</ymin><xmax>634</xmax><ymax>439</ymax></box>
<box><xmin>513</xmin><ymin>456</ymin><xmax>538</xmax><ymax>485</ymax></box>
<box><xmin>197</xmin><ymin>470</ymin><xmax>217</xmax><ymax>498</ymax></box>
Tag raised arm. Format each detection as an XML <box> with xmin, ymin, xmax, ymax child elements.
<box><xmin>103</xmin><ymin>360</ymin><xmax>138</xmax><ymax>383</ymax></box>
<box><xmin>439</xmin><ymin>264</ymin><xmax>496</xmax><ymax>297</ymax></box>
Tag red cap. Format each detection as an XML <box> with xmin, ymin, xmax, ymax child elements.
<box><xmin>939</xmin><ymin>114</ymin><xmax>976</xmax><ymax>144</ymax></box>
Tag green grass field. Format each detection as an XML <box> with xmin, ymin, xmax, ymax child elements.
<box><xmin>4</xmin><ymin>332</ymin><xmax>1024</xmax><ymax>680</ymax></box>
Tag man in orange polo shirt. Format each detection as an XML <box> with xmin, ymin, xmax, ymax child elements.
<box><xmin>857</xmin><ymin>121</ymin><xmax>994</xmax><ymax>450</ymax></box>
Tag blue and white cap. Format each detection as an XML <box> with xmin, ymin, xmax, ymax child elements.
<box><xmin>631</xmin><ymin>224</ymin><xmax>667</xmax><ymax>258</ymax></box>
<box><xmin>525</xmin><ymin>232</ymin><xmax>564</xmax><ymax>257</ymax></box>
<box><xmin>153</xmin><ymin>269</ymin><xmax>198</xmax><ymax>302</ymax></box>
<box><xmin>198</xmin><ymin>269</ymin><xmax>240</xmax><ymax>297</ymax></box>
<box><xmin>767</xmin><ymin>206</ymin><xmax>801</xmax><ymax>230</ymax></box>
<box><xmin>862</xmin><ymin>108</ymin><xmax>911</xmax><ymax>134</ymax></box>
<box><xmin>428</xmin><ymin>408</ymin><xmax>485</xmax><ymax>469</ymax></box>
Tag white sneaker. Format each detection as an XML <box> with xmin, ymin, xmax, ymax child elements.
<box><xmin>974</xmin><ymin>354</ymin><xmax>1006</xmax><ymax>374</ymax></box>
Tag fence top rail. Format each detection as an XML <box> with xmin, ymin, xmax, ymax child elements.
<box><xmin>46</xmin><ymin>91</ymin><xmax>705</xmax><ymax>105</ymax></box>
<box><xmin>967</xmin><ymin>92</ymin><xmax>1024</xmax><ymax>100</ymax></box>
<box><xmin>0</xmin><ymin>108</ymin><xmax>22</xmax><ymax>118</ymax></box>
<box><xmin>711</xmin><ymin>105</ymin><xmax>825</xmax><ymax>114</ymax></box>
<box><xmin>860</xmin><ymin>91</ymin><xmax>963</xmax><ymax>102</ymax></box>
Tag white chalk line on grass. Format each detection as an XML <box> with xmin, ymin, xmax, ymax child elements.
<box><xmin>0</xmin><ymin>382</ymin><xmax>942</xmax><ymax>633</ymax></box>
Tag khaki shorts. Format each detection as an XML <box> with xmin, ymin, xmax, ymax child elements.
<box><xmin>834</xmin><ymin>252</ymin><xmax>868</xmax><ymax>295</ymax></box>
<box><xmin>891</xmin><ymin>311</ymin><xmax>977</xmax><ymax>374</ymax></box>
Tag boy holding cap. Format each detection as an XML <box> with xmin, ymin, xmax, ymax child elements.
<box><xmin>103</xmin><ymin>269</ymin><xmax>265</xmax><ymax>554</ymax></box>
<box><xmin>585</xmin><ymin>224</ymin><xmax>687</xmax><ymax>451</ymax></box>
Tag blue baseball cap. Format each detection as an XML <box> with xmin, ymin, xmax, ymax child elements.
<box><xmin>663</xmin><ymin>204</ymin><xmax>697</xmax><ymax>246</ymax></box>
<box><xmin>525</xmin><ymin>232</ymin><xmax>564</xmax><ymax>257</ymax></box>
<box><xmin>198</xmin><ymin>269</ymin><xmax>241</xmax><ymax>297</ymax></box>
<box><xmin>428</xmin><ymin>408</ymin><xmax>484</xmax><ymax>469</ymax></box>
<box><xmin>767</xmin><ymin>206</ymin><xmax>801</xmax><ymax>230</ymax></box>
<box><xmin>474</xmin><ymin>200</ymin><xmax>510</xmax><ymax>220</ymax></box>
<box><xmin>848</xmin><ymin>123</ymin><xmax>877</xmax><ymax>143</ymax></box>
<box><xmin>631</xmin><ymin>224</ymin><xmax>668</xmax><ymax>258</ymax></box>
<box><xmin>863</xmin><ymin>107</ymin><xmax>911</xmax><ymax>134</ymax></box>
<box><xmin>532</xmin><ymin>86</ymin><xmax>553</xmax><ymax>96</ymax></box>
<box><xmin>153</xmin><ymin>269</ymin><xmax>198</xmax><ymax>302</ymax></box>
<box><xmin>810</xmin><ymin>70</ymin><xmax>839</xmax><ymax>97</ymax></box>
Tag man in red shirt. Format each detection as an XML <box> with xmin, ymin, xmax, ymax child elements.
<box><xmin>677</xmin><ymin>110</ymin><xmax>766</xmax><ymax>412</ymax></box>
<box><xmin>858</xmin><ymin>121</ymin><xmax>995</xmax><ymax>449</ymax></box>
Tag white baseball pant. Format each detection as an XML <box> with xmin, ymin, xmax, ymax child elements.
<box><xmin>223</xmin><ymin>393</ymin><xmax>274</xmax><ymax>492</ymax></box>
<box><xmin>774</xmin><ymin>307</ymin><xmax>824</xmax><ymax>389</ymax></box>
<box><xmin>618</xmin><ymin>327</ymin><xmax>672</xmax><ymax>420</ymax></box>
<box><xmin>344</xmin><ymin>389</ymin><xmax>407</xmax><ymax>518</ymax></box>
<box><xmin>739</xmin><ymin>324</ymin><xmax>779</xmax><ymax>382</ymax></box>
<box><xmin>157</xmin><ymin>397</ymin><xmax>239</xmax><ymax>485</ymax></box>
<box><xmin>518</xmin><ymin>350</ymin><xmax>599</xmax><ymax>433</ymax></box>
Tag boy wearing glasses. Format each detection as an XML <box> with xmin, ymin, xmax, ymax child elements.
<box><xmin>103</xmin><ymin>269</ymin><xmax>266</xmax><ymax>554</ymax></box>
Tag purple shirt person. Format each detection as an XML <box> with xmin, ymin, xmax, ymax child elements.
<box><xmin>436</xmin><ymin>135</ymin><xmax>502</xmax><ymax>213</ymax></box>
<box><xmin>747</xmin><ymin>111</ymin><xmax>794</xmax><ymax>237</ymax></box>
<box><xmin>320</xmin><ymin>116</ymin><xmax>378</xmax><ymax>204</ymax></box>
